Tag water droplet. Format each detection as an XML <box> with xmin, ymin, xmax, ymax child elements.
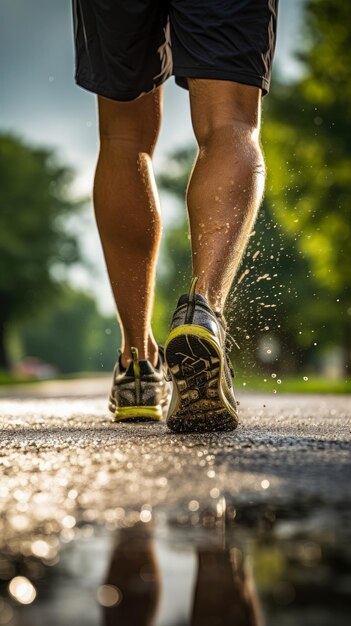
<box><xmin>140</xmin><ymin>510</ymin><xmax>152</xmax><ymax>523</ymax></box>
<box><xmin>9</xmin><ymin>577</ymin><xmax>37</xmax><ymax>605</ymax></box>
<box><xmin>97</xmin><ymin>585</ymin><xmax>121</xmax><ymax>607</ymax></box>
<box><xmin>188</xmin><ymin>500</ymin><xmax>199</xmax><ymax>511</ymax></box>
<box><xmin>31</xmin><ymin>539</ymin><xmax>51</xmax><ymax>558</ymax></box>
<box><xmin>210</xmin><ymin>488</ymin><xmax>220</xmax><ymax>498</ymax></box>
<box><xmin>62</xmin><ymin>515</ymin><xmax>76</xmax><ymax>529</ymax></box>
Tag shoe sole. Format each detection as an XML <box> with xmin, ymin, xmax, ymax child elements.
<box><xmin>164</xmin><ymin>325</ymin><xmax>239</xmax><ymax>433</ymax></box>
<box><xmin>110</xmin><ymin>405</ymin><xmax>163</xmax><ymax>423</ymax></box>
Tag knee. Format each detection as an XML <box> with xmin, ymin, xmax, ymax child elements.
<box><xmin>189</xmin><ymin>80</ymin><xmax>261</xmax><ymax>157</ymax></box>
<box><xmin>97</xmin><ymin>91</ymin><xmax>162</xmax><ymax>157</ymax></box>
<box><xmin>98</xmin><ymin>124</ymin><xmax>159</xmax><ymax>158</ymax></box>
<box><xmin>196</xmin><ymin>120</ymin><xmax>265</xmax><ymax>175</ymax></box>
<box><xmin>195</xmin><ymin>117</ymin><xmax>259</xmax><ymax>150</ymax></box>
<box><xmin>189</xmin><ymin>78</ymin><xmax>262</xmax><ymax>150</ymax></box>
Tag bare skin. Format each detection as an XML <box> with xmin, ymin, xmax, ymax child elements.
<box><xmin>93</xmin><ymin>80</ymin><xmax>264</xmax><ymax>365</ymax></box>
<box><xmin>187</xmin><ymin>79</ymin><xmax>265</xmax><ymax>312</ymax></box>
<box><xmin>94</xmin><ymin>89</ymin><xmax>163</xmax><ymax>367</ymax></box>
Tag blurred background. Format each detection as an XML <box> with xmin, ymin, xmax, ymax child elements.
<box><xmin>0</xmin><ymin>0</ymin><xmax>350</xmax><ymax>392</ymax></box>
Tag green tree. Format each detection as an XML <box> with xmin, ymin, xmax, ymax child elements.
<box><xmin>0</xmin><ymin>133</ymin><xmax>83</xmax><ymax>370</ymax></box>
<box><xmin>263</xmin><ymin>0</ymin><xmax>351</xmax><ymax>371</ymax></box>
<box><xmin>19</xmin><ymin>287</ymin><xmax>120</xmax><ymax>374</ymax></box>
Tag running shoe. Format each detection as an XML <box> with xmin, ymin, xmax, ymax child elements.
<box><xmin>164</xmin><ymin>277</ymin><xmax>239</xmax><ymax>432</ymax></box>
<box><xmin>109</xmin><ymin>346</ymin><xmax>170</xmax><ymax>422</ymax></box>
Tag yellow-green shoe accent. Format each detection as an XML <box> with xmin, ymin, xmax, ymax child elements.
<box><xmin>113</xmin><ymin>405</ymin><xmax>163</xmax><ymax>422</ymax></box>
<box><xmin>164</xmin><ymin>283</ymin><xmax>239</xmax><ymax>433</ymax></box>
<box><xmin>109</xmin><ymin>345</ymin><xmax>170</xmax><ymax>423</ymax></box>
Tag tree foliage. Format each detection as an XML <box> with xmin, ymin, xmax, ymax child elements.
<box><xmin>19</xmin><ymin>287</ymin><xmax>120</xmax><ymax>374</ymax></box>
<box><xmin>0</xmin><ymin>133</ymin><xmax>83</xmax><ymax>368</ymax></box>
<box><xmin>262</xmin><ymin>0</ymin><xmax>351</xmax><ymax>368</ymax></box>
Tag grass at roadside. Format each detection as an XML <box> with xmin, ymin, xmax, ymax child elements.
<box><xmin>0</xmin><ymin>371</ymin><xmax>108</xmax><ymax>386</ymax></box>
<box><xmin>234</xmin><ymin>373</ymin><xmax>351</xmax><ymax>394</ymax></box>
<box><xmin>1</xmin><ymin>370</ymin><xmax>350</xmax><ymax>394</ymax></box>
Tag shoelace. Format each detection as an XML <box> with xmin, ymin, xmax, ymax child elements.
<box><xmin>225</xmin><ymin>330</ymin><xmax>240</xmax><ymax>353</ymax></box>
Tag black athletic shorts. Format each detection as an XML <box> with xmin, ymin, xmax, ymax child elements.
<box><xmin>71</xmin><ymin>0</ymin><xmax>278</xmax><ymax>102</ymax></box>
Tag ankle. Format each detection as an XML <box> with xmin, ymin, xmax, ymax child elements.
<box><xmin>147</xmin><ymin>339</ymin><xmax>159</xmax><ymax>367</ymax></box>
<box><xmin>120</xmin><ymin>339</ymin><xmax>158</xmax><ymax>368</ymax></box>
<box><xmin>195</xmin><ymin>280</ymin><xmax>224</xmax><ymax>314</ymax></box>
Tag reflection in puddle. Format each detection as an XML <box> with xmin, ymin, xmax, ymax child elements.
<box><xmin>0</xmin><ymin>501</ymin><xmax>350</xmax><ymax>625</ymax></box>
<box><xmin>102</xmin><ymin>515</ymin><xmax>261</xmax><ymax>626</ymax></box>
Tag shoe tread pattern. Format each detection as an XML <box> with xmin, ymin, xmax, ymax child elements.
<box><xmin>166</xmin><ymin>334</ymin><xmax>238</xmax><ymax>433</ymax></box>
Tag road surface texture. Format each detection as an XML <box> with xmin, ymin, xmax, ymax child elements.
<box><xmin>1</xmin><ymin>379</ymin><xmax>350</xmax><ymax>513</ymax></box>
<box><xmin>0</xmin><ymin>379</ymin><xmax>350</xmax><ymax>625</ymax></box>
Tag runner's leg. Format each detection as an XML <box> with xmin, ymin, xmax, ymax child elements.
<box><xmin>191</xmin><ymin>548</ymin><xmax>262</xmax><ymax>626</ymax></box>
<box><xmin>103</xmin><ymin>523</ymin><xmax>160</xmax><ymax>626</ymax></box>
<box><xmin>186</xmin><ymin>79</ymin><xmax>265</xmax><ymax>312</ymax></box>
<box><xmin>94</xmin><ymin>88</ymin><xmax>163</xmax><ymax>367</ymax></box>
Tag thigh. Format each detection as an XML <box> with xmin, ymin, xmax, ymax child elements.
<box><xmin>170</xmin><ymin>0</ymin><xmax>278</xmax><ymax>95</ymax></box>
<box><xmin>97</xmin><ymin>86</ymin><xmax>163</xmax><ymax>155</ymax></box>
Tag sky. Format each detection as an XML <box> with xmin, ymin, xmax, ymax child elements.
<box><xmin>0</xmin><ymin>0</ymin><xmax>306</xmax><ymax>313</ymax></box>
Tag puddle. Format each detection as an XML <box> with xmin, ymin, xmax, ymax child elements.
<box><xmin>0</xmin><ymin>394</ymin><xmax>350</xmax><ymax>624</ymax></box>
<box><xmin>1</xmin><ymin>501</ymin><xmax>350</xmax><ymax>626</ymax></box>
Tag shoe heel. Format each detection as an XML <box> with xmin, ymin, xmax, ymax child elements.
<box><xmin>165</xmin><ymin>327</ymin><xmax>238</xmax><ymax>433</ymax></box>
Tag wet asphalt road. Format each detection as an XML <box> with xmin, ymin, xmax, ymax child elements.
<box><xmin>1</xmin><ymin>379</ymin><xmax>350</xmax><ymax>626</ymax></box>
<box><xmin>0</xmin><ymin>379</ymin><xmax>350</xmax><ymax>527</ymax></box>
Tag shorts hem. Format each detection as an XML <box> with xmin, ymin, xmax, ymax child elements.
<box><xmin>173</xmin><ymin>67</ymin><xmax>270</xmax><ymax>95</ymax></box>
<box><xmin>74</xmin><ymin>74</ymin><xmax>168</xmax><ymax>102</ymax></box>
